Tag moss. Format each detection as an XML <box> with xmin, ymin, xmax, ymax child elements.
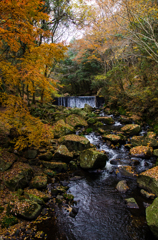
<box><xmin>1</xmin><ymin>215</ymin><xmax>18</xmax><ymax>228</ymax></box>
<box><xmin>86</xmin><ymin>128</ymin><xmax>93</xmax><ymax>134</ymax></box>
<box><xmin>63</xmin><ymin>193</ymin><xmax>74</xmax><ymax>201</ymax></box>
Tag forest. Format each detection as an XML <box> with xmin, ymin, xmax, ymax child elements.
<box><xmin>0</xmin><ymin>0</ymin><xmax>158</xmax><ymax>150</ymax></box>
<box><xmin>0</xmin><ymin>0</ymin><xmax>158</xmax><ymax>239</ymax></box>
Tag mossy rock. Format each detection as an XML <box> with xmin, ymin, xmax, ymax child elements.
<box><xmin>54</xmin><ymin>145</ymin><xmax>73</xmax><ymax>162</ymax></box>
<box><xmin>53</xmin><ymin>119</ymin><xmax>74</xmax><ymax>138</ymax></box>
<box><xmin>131</xmin><ymin>134</ymin><xmax>158</xmax><ymax>148</ymax></box>
<box><xmin>41</xmin><ymin>161</ymin><xmax>67</xmax><ymax>172</ymax></box>
<box><xmin>137</xmin><ymin>166</ymin><xmax>158</xmax><ymax>196</ymax></box>
<box><xmin>3</xmin><ymin>162</ymin><xmax>33</xmax><ymax>191</ymax></box>
<box><xmin>154</xmin><ymin>149</ymin><xmax>158</xmax><ymax>157</ymax></box>
<box><xmin>0</xmin><ymin>149</ymin><xmax>17</xmax><ymax>172</ymax></box>
<box><xmin>116</xmin><ymin>180</ymin><xmax>129</xmax><ymax>193</ymax></box>
<box><xmin>25</xmin><ymin>149</ymin><xmax>38</xmax><ymax>159</ymax></box>
<box><xmin>58</xmin><ymin>134</ymin><xmax>90</xmax><ymax>151</ymax></box>
<box><xmin>125</xmin><ymin>198</ymin><xmax>139</xmax><ymax>209</ymax></box>
<box><xmin>44</xmin><ymin>168</ymin><xmax>56</xmax><ymax>177</ymax></box>
<box><xmin>66</xmin><ymin>114</ymin><xmax>88</xmax><ymax>128</ymax></box>
<box><xmin>9</xmin><ymin>199</ymin><xmax>42</xmax><ymax>220</ymax></box>
<box><xmin>38</xmin><ymin>151</ymin><xmax>53</xmax><ymax>161</ymax></box>
<box><xmin>102</xmin><ymin>134</ymin><xmax>121</xmax><ymax>143</ymax></box>
<box><xmin>80</xmin><ymin>148</ymin><xmax>108</xmax><ymax>169</ymax></box>
<box><xmin>87</xmin><ymin>118</ymin><xmax>97</xmax><ymax>125</ymax></box>
<box><xmin>146</xmin><ymin>197</ymin><xmax>158</xmax><ymax>238</ymax></box>
<box><xmin>24</xmin><ymin>189</ymin><xmax>50</xmax><ymax>204</ymax></box>
<box><xmin>121</xmin><ymin>124</ymin><xmax>141</xmax><ymax>135</ymax></box>
<box><xmin>94</xmin><ymin>121</ymin><xmax>104</xmax><ymax>127</ymax></box>
<box><xmin>30</xmin><ymin>175</ymin><xmax>47</xmax><ymax>189</ymax></box>
<box><xmin>119</xmin><ymin>115</ymin><xmax>132</xmax><ymax>124</ymax></box>
<box><xmin>96</xmin><ymin>117</ymin><xmax>114</xmax><ymax>125</ymax></box>
<box><xmin>84</xmin><ymin>104</ymin><xmax>93</xmax><ymax>112</ymax></box>
<box><xmin>130</xmin><ymin>146</ymin><xmax>153</xmax><ymax>158</ymax></box>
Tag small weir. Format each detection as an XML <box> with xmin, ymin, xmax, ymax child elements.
<box><xmin>54</xmin><ymin>96</ymin><xmax>104</xmax><ymax>108</ymax></box>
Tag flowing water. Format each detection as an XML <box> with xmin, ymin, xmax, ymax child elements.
<box><xmin>38</xmin><ymin>114</ymin><xmax>157</xmax><ymax>240</ymax></box>
<box><xmin>54</xmin><ymin>96</ymin><xmax>104</xmax><ymax>108</ymax></box>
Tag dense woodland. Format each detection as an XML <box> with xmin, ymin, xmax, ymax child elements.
<box><xmin>0</xmin><ymin>0</ymin><xmax>158</xmax><ymax>150</ymax></box>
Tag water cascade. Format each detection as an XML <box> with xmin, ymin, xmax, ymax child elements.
<box><xmin>54</xmin><ymin>96</ymin><xmax>104</xmax><ymax>108</ymax></box>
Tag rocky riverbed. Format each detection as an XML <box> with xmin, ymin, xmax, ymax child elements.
<box><xmin>1</xmin><ymin>104</ymin><xmax>158</xmax><ymax>239</ymax></box>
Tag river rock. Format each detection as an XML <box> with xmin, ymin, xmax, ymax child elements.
<box><xmin>116</xmin><ymin>180</ymin><xmax>129</xmax><ymax>193</ymax></box>
<box><xmin>53</xmin><ymin>119</ymin><xmax>74</xmax><ymax>138</ymax></box>
<box><xmin>58</xmin><ymin>134</ymin><xmax>90</xmax><ymax>151</ymax></box>
<box><xmin>0</xmin><ymin>149</ymin><xmax>17</xmax><ymax>172</ymax></box>
<box><xmin>137</xmin><ymin>166</ymin><xmax>158</xmax><ymax>196</ymax></box>
<box><xmin>9</xmin><ymin>199</ymin><xmax>42</xmax><ymax>220</ymax></box>
<box><xmin>121</xmin><ymin>124</ymin><xmax>141</xmax><ymax>135</ymax></box>
<box><xmin>119</xmin><ymin>115</ymin><xmax>132</xmax><ymax>124</ymax></box>
<box><xmin>96</xmin><ymin>117</ymin><xmax>114</xmax><ymax>125</ymax></box>
<box><xmin>38</xmin><ymin>151</ymin><xmax>53</xmax><ymax>161</ymax></box>
<box><xmin>102</xmin><ymin>134</ymin><xmax>121</xmax><ymax>143</ymax></box>
<box><xmin>154</xmin><ymin>149</ymin><xmax>158</xmax><ymax>157</ymax></box>
<box><xmin>130</xmin><ymin>146</ymin><xmax>153</xmax><ymax>158</ymax></box>
<box><xmin>3</xmin><ymin>162</ymin><xmax>33</xmax><ymax>191</ymax></box>
<box><xmin>41</xmin><ymin>161</ymin><xmax>67</xmax><ymax>172</ymax></box>
<box><xmin>115</xmin><ymin>166</ymin><xmax>138</xmax><ymax>178</ymax></box>
<box><xmin>84</xmin><ymin>104</ymin><xmax>93</xmax><ymax>112</ymax></box>
<box><xmin>54</xmin><ymin>145</ymin><xmax>73</xmax><ymax>162</ymax></box>
<box><xmin>24</xmin><ymin>188</ymin><xmax>50</xmax><ymax>204</ymax></box>
<box><xmin>25</xmin><ymin>149</ymin><xmax>38</xmax><ymax>159</ymax></box>
<box><xmin>125</xmin><ymin>198</ymin><xmax>139</xmax><ymax>209</ymax></box>
<box><xmin>30</xmin><ymin>175</ymin><xmax>47</xmax><ymax>189</ymax></box>
<box><xmin>146</xmin><ymin>197</ymin><xmax>158</xmax><ymax>238</ymax></box>
<box><xmin>140</xmin><ymin>189</ymin><xmax>155</xmax><ymax>199</ymax></box>
<box><xmin>80</xmin><ymin>148</ymin><xmax>108</xmax><ymax>169</ymax></box>
<box><xmin>66</xmin><ymin>114</ymin><xmax>88</xmax><ymax>128</ymax></box>
<box><xmin>131</xmin><ymin>133</ymin><xmax>158</xmax><ymax>148</ymax></box>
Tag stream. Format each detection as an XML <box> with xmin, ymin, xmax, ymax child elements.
<box><xmin>38</xmin><ymin>114</ymin><xmax>157</xmax><ymax>240</ymax></box>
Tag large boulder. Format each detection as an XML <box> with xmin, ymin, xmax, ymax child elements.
<box><xmin>130</xmin><ymin>146</ymin><xmax>153</xmax><ymax>158</ymax></box>
<box><xmin>96</xmin><ymin>117</ymin><xmax>114</xmax><ymax>125</ymax></box>
<box><xmin>54</xmin><ymin>145</ymin><xmax>73</xmax><ymax>162</ymax></box>
<box><xmin>121</xmin><ymin>124</ymin><xmax>141</xmax><ymax>135</ymax></box>
<box><xmin>131</xmin><ymin>132</ymin><xmax>158</xmax><ymax>148</ymax></box>
<box><xmin>52</xmin><ymin>119</ymin><xmax>74</xmax><ymax>138</ymax></box>
<box><xmin>146</xmin><ymin>197</ymin><xmax>158</xmax><ymax>238</ymax></box>
<box><xmin>137</xmin><ymin>166</ymin><xmax>158</xmax><ymax>196</ymax></box>
<box><xmin>9</xmin><ymin>199</ymin><xmax>42</xmax><ymax>220</ymax></box>
<box><xmin>25</xmin><ymin>149</ymin><xmax>38</xmax><ymax>159</ymax></box>
<box><xmin>3</xmin><ymin>162</ymin><xmax>33</xmax><ymax>191</ymax></box>
<box><xmin>58</xmin><ymin>134</ymin><xmax>90</xmax><ymax>151</ymax></box>
<box><xmin>0</xmin><ymin>149</ymin><xmax>17</xmax><ymax>172</ymax></box>
<box><xmin>66</xmin><ymin>114</ymin><xmax>88</xmax><ymax>128</ymax></box>
<box><xmin>80</xmin><ymin>148</ymin><xmax>108</xmax><ymax>169</ymax></box>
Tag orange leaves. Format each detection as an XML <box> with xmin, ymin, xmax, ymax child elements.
<box><xmin>0</xmin><ymin>0</ymin><xmax>50</xmax><ymax>52</ymax></box>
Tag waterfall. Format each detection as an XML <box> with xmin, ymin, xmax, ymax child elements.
<box><xmin>55</xmin><ymin>96</ymin><xmax>104</xmax><ymax>108</ymax></box>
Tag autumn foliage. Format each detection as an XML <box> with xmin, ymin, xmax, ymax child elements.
<box><xmin>0</xmin><ymin>0</ymin><xmax>67</xmax><ymax>150</ymax></box>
